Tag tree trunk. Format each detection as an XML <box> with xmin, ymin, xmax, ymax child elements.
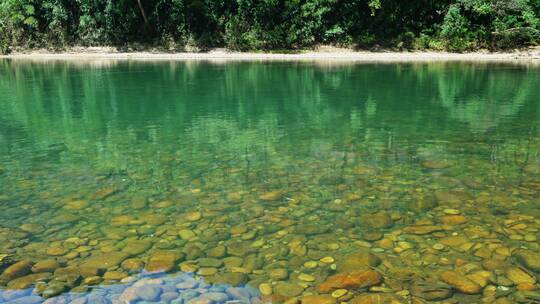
<box><xmin>136</xmin><ymin>0</ymin><xmax>148</xmax><ymax>24</ymax></box>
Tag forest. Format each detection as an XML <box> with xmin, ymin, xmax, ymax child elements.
<box><xmin>0</xmin><ymin>0</ymin><xmax>540</xmax><ymax>54</ymax></box>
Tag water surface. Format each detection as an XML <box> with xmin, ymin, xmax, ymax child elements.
<box><xmin>0</xmin><ymin>60</ymin><xmax>539</xmax><ymax>303</ymax></box>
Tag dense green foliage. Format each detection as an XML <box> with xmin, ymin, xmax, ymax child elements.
<box><xmin>1</xmin><ymin>0</ymin><xmax>540</xmax><ymax>53</ymax></box>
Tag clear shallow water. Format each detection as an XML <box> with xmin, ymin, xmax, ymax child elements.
<box><xmin>0</xmin><ymin>60</ymin><xmax>539</xmax><ymax>304</ymax></box>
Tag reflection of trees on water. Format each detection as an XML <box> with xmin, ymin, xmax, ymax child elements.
<box><xmin>0</xmin><ymin>60</ymin><xmax>539</xmax><ymax>176</ymax></box>
<box><xmin>434</xmin><ymin>64</ymin><xmax>538</xmax><ymax>132</ymax></box>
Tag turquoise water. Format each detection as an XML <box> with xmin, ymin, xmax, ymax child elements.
<box><xmin>0</xmin><ymin>60</ymin><xmax>539</xmax><ymax>303</ymax></box>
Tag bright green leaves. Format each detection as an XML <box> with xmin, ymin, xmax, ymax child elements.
<box><xmin>440</xmin><ymin>5</ymin><xmax>472</xmax><ymax>51</ymax></box>
<box><xmin>438</xmin><ymin>0</ymin><xmax>540</xmax><ymax>50</ymax></box>
<box><xmin>368</xmin><ymin>0</ymin><xmax>381</xmax><ymax>16</ymax></box>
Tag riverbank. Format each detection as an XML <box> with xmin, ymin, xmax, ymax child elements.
<box><xmin>2</xmin><ymin>46</ymin><xmax>540</xmax><ymax>62</ymax></box>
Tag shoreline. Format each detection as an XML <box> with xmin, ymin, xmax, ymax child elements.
<box><xmin>2</xmin><ymin>46</ymin><xmax>540</xmax><ymax>62</ymax></box>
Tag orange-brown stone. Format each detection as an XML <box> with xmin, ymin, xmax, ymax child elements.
<box><xmin>301</xmin><ymin>295</ymin><xmax>336</xmax><ymax>304</ymax></box>
<box><xmin>350</xmin><ymin>294</ymin><xmax>402</xmax><ymax>304</ymax></box>
<box><xmin>317</xmin><ymin>269</ymin><xmax>382</xmax><ymax>293</ymax></box>
<box><xmin>442</xmin><ymin>215</ymin><xmax>467</xmax><ymax>225</ymax></box>
<box><xmin>440</xmin><ymin>270</ymin><xmax>482</xmax><ymax>294</ymax></box>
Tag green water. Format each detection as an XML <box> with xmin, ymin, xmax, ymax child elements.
<box><xmin>0</xmin><ymin>60</ymin><xmax>540</xmax><ymax>303</ymax></box>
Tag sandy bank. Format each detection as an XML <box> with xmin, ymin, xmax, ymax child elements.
<box><xmin>2</xmin><ymin>46</ymin><xmax>540</xmax><ymax>62</ymax></box>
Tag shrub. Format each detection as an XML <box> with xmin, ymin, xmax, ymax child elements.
<box><xmin>440</xmin><ymin>5</ymin><xmax>473</xmax><ymax>52</ymax></box>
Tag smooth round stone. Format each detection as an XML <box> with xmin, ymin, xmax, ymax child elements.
<box><xmin>197</xmin><ymin>267</ymin><xmax>218</xmax><ymax>276</ymax></box>
<box><xmin>331</xmin><ymin>289</ymin><xmax>348</xmax><ymax>298</ymax></box>
<box><xmin>145</xmin><ymin>214</ymin><xmax>168</xmax><ymax>226</ymax></box>
<box><xmin>397</xmin><ymin>241</ymin><xmax>414</xmax><ymax>250</ymax></box>
<box><xmin>524</xmin><ymin>234</ymin><xmax>537</xmax><ymax>242</ymax></box>
<box><xmin>298</xmin><ymin>273</ymin><xmax>315</xmax><ymax>282</ymax></box>
<box><xmin>20</xmin><ymin>223</ymin><xmax>45</xmax><ymax>234</ymax></box>
<box><xmin>132</xmin><ymin>198</ymin><xmax>147</xmax><ymax>209</ymax></box>
<box><xmin>180</xmin><ymin>263</ymin><xmax>199</xmax><ymax>273</ymax></box>
<box><xmin>135</xmin><ymin>285</ymin><xmax>163</xmax><ymax>301</ymax></box>
<box><xmin>223</xmin><ymin>257</ymin><xmax>243</xmax><ymax>268</ymax></box>
<box><xmin>42</xmin><ymin>283</ymin><xmax>67</xmax><ymax>298</ymax></box>
<box><xmin>327</xmin><ymin>243</ymin><xmax>340</xmax><ymax>250</ymax></box>
<box><xmin>443</xmin><ymin>209</ymin><xmax>461</xmax><ymax>215</ymax></box>
<box><xmin>80</xmin><ymin>252</ymin><xmax>130</xmax><ymax>269</ymax></box>
<box><xmin>179</xmin><ymin>229</ymin><xmax>197</xmax><ymax>241</ymax></box>
<box><xmin>269</xmin><ymin>268</ymin><xmax>289</xmax><ymax>280</ymax></box>
<box><xmin>241</xmin><ymin>231</ymin><xmax>257</xmax><ymax>240</ymax></box>
<box><xmin>259</xmin><ymin>190</ymin><xmax>283</xmax><ymax>201</ymax></box>
<box><xmin>363</xmin><ymin>212</ymin><xmax>394</xmax><ymax>228</ymax></box>
<box><xmin>161</xmin><ymin>285</ymin><xmax>178</xmax><ymax>293</ymax></box>
<box><xmin>64</xmin><ymin>237</ymin><xmax>87</xmax><ymax>248</ymax></box>
<box><xmin>198</xmin><ymin>258</ymin><xmax>223</xmax><ymax>268</ymax></box>
<box><xmin>227</xmin><ymin>287</ymin><xmax>251</xmax><ymax>300</ymax></box>
<box><xmin>75</xmin><ymin>246</ymin><xmax>92</xmax><ymax>253</ymax></box>
<box><xmin>184</xmin><ymin>246</ymin><xmax>204</xmax><ymax>260</ymax></box>
<box><xmin>122</xmin><ymin>240</ymin><xmax>152</xmax><ymax>255</ymax></box>
<box><xmin>119</xmin><ymin>286</ymin><xmax>138</xmax><ymax>302</ymax></box>
<box><xmin>122</xmin><ymin>258</ymin><xmax>144</xmax><ymax>271</ymax></box>
<box><xmin>259</xmin><ymin>283</ymin><xmax>273</xmax><ymax>296</ymax></box>
<box><xmin>230</xmin><ymin>267</ymin><xmax>249</xmax><ymax>274</ymax></box>
<box><xmin>155</xmin><ymin>240</ymin><xmax>175</xmax><ymax>249</ymax></box>
<box><xmin>46</xmin><ymin>247</ymin><xmax>68</xmax><ymax>256</ymax></box>
<box><xmin>208</xmin><ymin>245</ymin><xmax>227</xmax><ymax>258</ymax></box>
<box><xmin>32</xmin><ymin>259</ymin><xmax>60</xmax><ymax>273</ymax></box>
<box><xmin>78</xmin><ymin>267</ymin><xmax>100</xmax><ymax>278</ymax></box>
<box><xmin>274</xmin><ymin>282</ymin><xmax>304</xmax><ymax>297</ymax></box>
<box><xmin>185</xmin><ymin>211</ymin><xmax>202</xmax><ymax>222</ymax></box>
<box><xmin>65</xmin><ymin>251</ymin><xmax>79</xmax><ymax>260</ymax></box>
<box><xmin>243</xmin><ymin>256</ymin><xmax>264</xmax><ymax>271</ymax></box>
<box><xmin>133</xmin><ymin>278</ymin><xmax>164</xmax><ymax>287</ymax></box>
<box><xmin>213</xmin><ymin>272</ymin><xmax>248</xmax><ymax>286</ymax></box>
<box><xmin>363</xmin><ymin>231</ymin><xmax>383</xmax><ymax>241</ymax></box>
<box><xmin>433</xmin><ymin>244</ymin><xmax>445</xmax><ymax>250</ymax></box>
<box><xmin>320</xmin><ymin>256</ymin><xmax>335</xmax><ymax>264</ymax></box>
<box><xmin>103</xmin><ymin>270</ymin><xmax>128</xmax><ymax>280</ymax></box>
<box><xmin>227</xmin><ymin>242</ymin><xmax>255</xmax><ymax>257</ymax></box>
<box><xmin>161</xmin><ymin>291</ymin><xmax>180</xmax><ymax>302</ymax></box>
<box><xmin>251</xmin><ymin>240</ymin><xmax>265</xmax><ymax>248</ymax></box>
<box><xmin>84</xmin><ymin>276</ymin><xmax>102</xmax><ymax>285</ymax></box>
<box><xmin>201</xmin><ymin>292</ymin><xmax>229</xmax><ymax>302</ymax></box>
<box><xmin>176</xmin><ymin>280</ymin><xmax>198</xmax><ymax>289</ymax></box>
<box><xmin>155</xmin><ymin>200</ymin><xmax>174</xmax><ymax>208</ymax></box>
